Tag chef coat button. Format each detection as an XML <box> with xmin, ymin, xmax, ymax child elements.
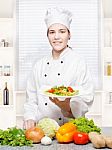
<box><xmin>44</xmin><ymin>74</ymin><xmax>47</xmax><ymax>77</ymax></box>
<box><xmin>59</xmin><ymin>117</ymin><xmax>62</xmax><ymax>120</ymax></box>
<box><xmin>61</xmin><ymin>61</ymin><xmax>63</xmax><ymax>63</ymax></box>
<box><xmin>45</xmin><ymin>103</ymin><xmax>47</xmax><ymax>105</ymax></box>
<box><xmin>58</xmin><ymin>73</ymin><xmax>60</xmax><ymax>76</ymax></box>
<box><xmin>47</xmin><ymin>62</ymin><xmax>49</xmax><ymax>65</ymax></box>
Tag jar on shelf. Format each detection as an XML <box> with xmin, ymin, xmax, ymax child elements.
<box><xmin>4</xmin><ymin>65</ymin><xmax>11</xmax><ymax>76</ymax></box>
<box><xmin>106</xmin><ymin>62</ymin><xmax>112</xmax><ymax>76</ymax></box>
<box><xmin>109</xmin><ymin>92</ymin><xmax>112</xmax><ymax>104</ymax></box>
<box><xmin>4</xmin><ymin>42</ymin><xmax>9</xmax><ymax>47</ymax></box>
<box><xmin>0</xmin><ymin>39</ymin><xmax>5</xmax><ymax>47</ymax></box>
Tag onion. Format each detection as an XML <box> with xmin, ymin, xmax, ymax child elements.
<box><xmin>25</xmin><ymin>126</ymin><xmax>44</xmax><ymax>143</ymax></box>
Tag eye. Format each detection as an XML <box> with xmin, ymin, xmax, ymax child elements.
<box><xmin>49</xmin><ymin>31</ymin><xmax>55</xmax><ymax>34</ymax></box>
<box><xmin>60</xmin><ymin>30</ymin><xmax>66</xmax><ymax>33</ymax></box>
<box><xmin>61</xmin><ymin>31</ymin><xmax>65</xmax><ymax>33</ymax></box>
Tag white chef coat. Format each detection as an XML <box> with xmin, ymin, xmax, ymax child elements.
<box><xmin>24</xmin><ymin>47</ymin><xmax>94</xmax><ymax>125</ymax></box>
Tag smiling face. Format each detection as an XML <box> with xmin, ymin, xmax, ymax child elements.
<box><xmin>47</xmin><ymin>23</ymin><xmax>71</xmax><ymax>59</ymax></box>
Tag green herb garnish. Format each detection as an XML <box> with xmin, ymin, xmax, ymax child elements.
<box><xmin>0</xmin><ymin>127</ymin><xmax>33</xmax><ymax>146</ymax></box>
<box><xmin>69</xmin><ymin>117</ymin><xmax>101</xmax><ymax>133</ymax></box>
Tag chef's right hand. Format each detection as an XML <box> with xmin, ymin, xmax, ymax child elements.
<box><xmin>23</xmin><ymin>119</ymin><xmax>36</xmax><ymax>129</ymax></box>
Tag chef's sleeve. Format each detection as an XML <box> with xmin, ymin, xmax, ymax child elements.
<box><xmin>70</xmin><ymin>59</ymin><xmax>94</xmax><ymax>118</ymax></box>
<box><xmin>24</xmin><ymin>66</ymin><xmax>41</xmax><ymax>121</ymax></box>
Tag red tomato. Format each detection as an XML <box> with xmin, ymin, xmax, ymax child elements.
<box><xmin>73</xmin><ymin>132</ymin><xmax>89</xmax><ymax>145</ymax></box>
<box><xmin>67</xmin><ymin>87</ymin><xmax>74</xmax><ymax>92</ymax></box>
<box><xmin>48</xmin><ymin>88</ymin><xmax>55</xmax><ymax>93</ymax></box>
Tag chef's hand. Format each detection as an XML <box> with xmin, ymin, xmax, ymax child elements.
<box><xmin>49</xmin><ymin>97</ymin><xmax>74</xmax><ymax>118</ymax></box>
<box><xmin>49</xmin><ymin>97</ymin><xmax>71</xmax><ymax>112</ymax></box>
<box><xmin>23</xmin><ymin>119</ymin><xmax>36</xmax><ymax>129</ymax></box>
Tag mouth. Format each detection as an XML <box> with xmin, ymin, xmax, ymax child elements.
<box><xmin>53</xmin><ymin>41</ymin><xmax>62</xmax><ymax>44</ymax></box>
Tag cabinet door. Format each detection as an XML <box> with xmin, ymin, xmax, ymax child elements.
<box><xmin>0</xmin><ymin>106</ymin><xmax>16</xmax><ymax>130</ymax></box>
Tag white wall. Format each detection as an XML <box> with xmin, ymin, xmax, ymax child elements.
<box><xmin>103</xmin><ymin>0</ymin><xmax>112</xmax><ymax>17</ymax></box>
<box><xmin>0</xmin><ymin>0</ymin><xmax>14</xmax><ymax>18</ymax></box>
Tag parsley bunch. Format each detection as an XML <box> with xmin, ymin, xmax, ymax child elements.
<box><xmin>0</xmin><ymin>127</ymin><xmax>32</xmax><ymax>146</ymax></box>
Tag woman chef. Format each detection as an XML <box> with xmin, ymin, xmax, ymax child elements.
<box><xmin>24</xmin><ymin>7</ymin><xmax>94</xmax><ymax>129</ymax></box>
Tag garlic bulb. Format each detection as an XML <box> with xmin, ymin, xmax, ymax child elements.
<box><xmin>41</xmin><ymin>136</ymin><xmax>52</xmax><ymax>145</ymax></box>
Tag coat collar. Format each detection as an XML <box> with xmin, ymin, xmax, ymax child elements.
<box><xmin>48</xmin><ymin>47</ymin><xmax>72</xmax><ymax>60</ymax></box>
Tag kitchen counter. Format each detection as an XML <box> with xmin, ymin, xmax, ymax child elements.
<box><xmin>0</xmin><ymin>127</ymin><xmax>112</xmax><ymax>150</ymax></box>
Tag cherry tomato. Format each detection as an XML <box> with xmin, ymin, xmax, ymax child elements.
<box><xmin>48</xmin><ymin>88</ymin><xmax>55</xmax><ymax>93</ymax></box>
<box><xmin>73</xmin><ymin>132</ymin><xmax>89</xmax><ymax>145</ymax></box>
<box><xmin>67</xmin><ymin>87</ymin><xmax>74</xmax><ymax>92</ymax></box>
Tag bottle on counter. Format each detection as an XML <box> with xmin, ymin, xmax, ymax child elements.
<box><xmin>3</xmin><ymin>82</ymin><xmax>9</xmax><ymax>105</ymax></box>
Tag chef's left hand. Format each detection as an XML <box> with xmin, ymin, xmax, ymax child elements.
<box><xmin>49</xmin><ymin>97</ymin><xmax>75</xmax><ymax>118</ymax></box>
<box><xmin>49</xmin><ymin>97</ymin><xmax>71</xmax><ymax>112</ymax></box>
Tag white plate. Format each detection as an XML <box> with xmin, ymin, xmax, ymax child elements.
<box><xmin>38</xmin><ymin>86</ymin><xmax>80</xmax><ymax>101</ymax></box>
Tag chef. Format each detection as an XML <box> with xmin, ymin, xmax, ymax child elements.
<box><xmin>23</xmin><ymin>7</ymin><xmax>94</xmax><ymax>129</ymax></box>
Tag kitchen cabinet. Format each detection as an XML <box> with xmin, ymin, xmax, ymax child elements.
<box><xmin>85</xmin><ymin>91</ymin><xmax>102</xmax><ymax>126</ymax></box>
<box><xmin>101</xmin><ymin>5</ymin><xmax>112</xmax><ymax>126</ymax></box>
<box><xmin>15</xmin><ymin>91</ymin><xmax>26</xmax><ymax>128</ymax></box>
<box><xmin>0</xmin><ymin>3</ymin><xmax>16</xmax><ymax>129</ymax></box>
<box><xmin>86</xmin><ymin>1</ymin><xmax>112</xmax><ymax>127</ymax></box>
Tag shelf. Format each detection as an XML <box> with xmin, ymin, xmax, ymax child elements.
<box><xmin>104</xmin><ymin>103</ymin><xmax>112</xmax><ymax>106</ymax></box>
<box><xmin>103</xmin><ymin>47</ymin><xmax>112</xmax><ymax>54</ymax></box>
<box><xmin>103</xmin><ymin>47</ymin><xmax>112</xmax><ymax>49</ymax></box>
<box><xmin>0</xmin><ymin>48</ymin><xmax>14</xmax><ymax>64</ymax></box>
<box><xmin>103</xmin><ymin>76</ymin><xmax>112</xmax><ymax>91</ymax></box>
<box><xmin>103</xmin><ymin>76</ymin><xmax>112</xmax><ymax>79</ymax></box>
<box><xmin>0</xmin><ymin>0</ymin><xmax>16</xmax><ymax>130</ymax></box>
<box><xmin>15</xmin><ymin>91</ymin><xmax>26</xmax><ymax>94</ymax></box>
<box><xmin>0</xmin><ymin>75</ymin><xmax>13</xmax><ymax>77</ymax></box>
<box><xmin>104</xmin><ymin>18</ymin><xmax>112</xmax><ymax>22</ymax></box>
<box><xmin>16</xmin><ymin>114</ymin><xmax>23</xmax><ymax>117</ymax></box>
<box><xmin>0</xmin><ymin>105</ymin><xmax>14</xmax><ymax>108</ymax></box>
<box><xmin>0</xmin><ymin>18</ymin><xmax>13</xmax><ymax>22</ymax></box>
<box><xmin>104</xmin><ymin>75</ymin><xmax>112</xmax><ymax>77</ymax></box>
<box><xmin>0</xmin><ymin>47</ymin><xmax>13</xmax><ymax>50</ymax></box>
<box><xmin>103</xmin><ymin>47</ymin><xmax>112</xmax><ymax>61</ymax></box>
<box><xmin>0</xmin><ymin>76</ymin><xmax>14</xmax><ymax>79</ymax></box>
<box><xmin>94</xmin><ymin>90</ymin><xmax>104</xmax><ymax>93</ymax></box>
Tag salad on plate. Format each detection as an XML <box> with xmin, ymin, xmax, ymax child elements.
<box><xmin>44</xmin><ymin>85</ymin><xmax>79</xmax><ymax>97</ymax></box>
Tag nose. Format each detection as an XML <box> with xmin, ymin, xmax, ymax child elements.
<box><xmin>54</xmin><ymin>32</ymin><xmax>60</xmax><ymax>39</ymax></box>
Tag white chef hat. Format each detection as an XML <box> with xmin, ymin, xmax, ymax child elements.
<box><xmin>44</xmin><ymin>7</ymin><xmax>72</xmax><ymax>30</ymax></box>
